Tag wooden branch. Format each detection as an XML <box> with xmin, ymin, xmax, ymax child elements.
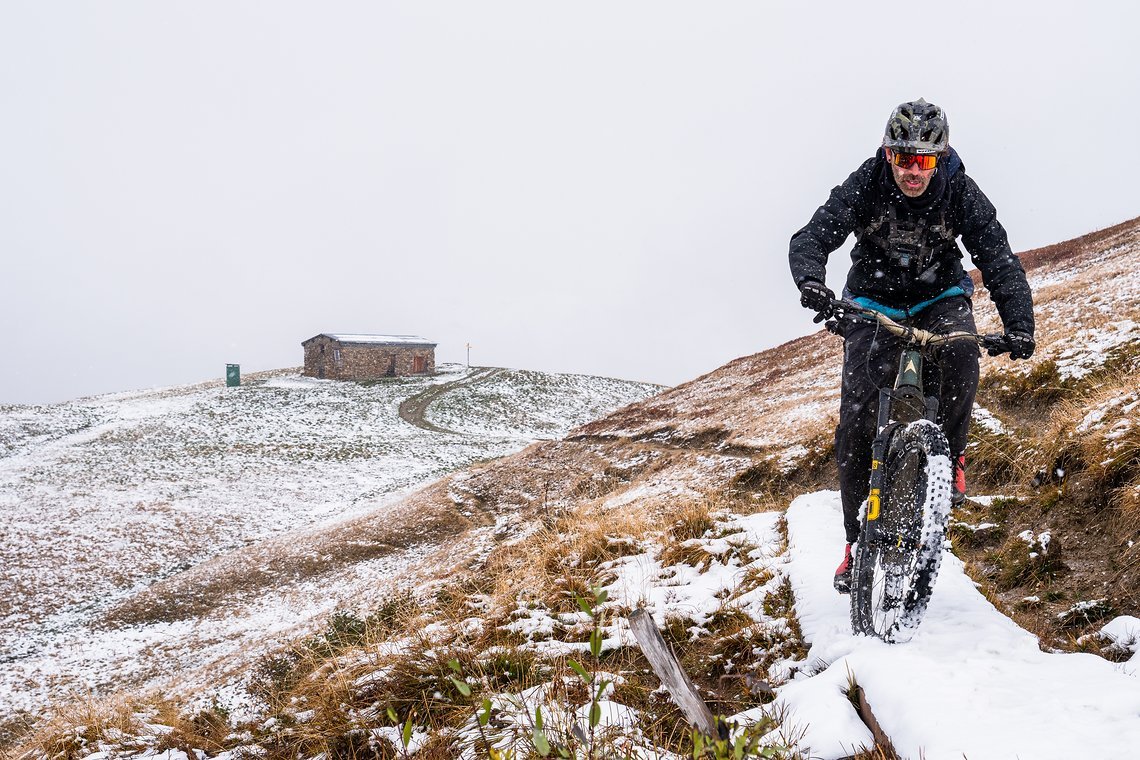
<box><xmin>628</xmin><ymin>609</ymin><xmax>721</xmax><ymax>737</ymax></box>
<box><xmin>853</xmin><ymin>685</ymin><xmax>900</xmax><ymax>759</ymax></box>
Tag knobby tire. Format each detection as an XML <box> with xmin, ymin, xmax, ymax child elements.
<box><xmin>850</xmin><ymin>420</ymin><xmax>954</xmax><ymax>643</ymax></box>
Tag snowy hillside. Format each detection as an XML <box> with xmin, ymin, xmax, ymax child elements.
<box><xmin>0</xmin><ymin>365</ymin><xmax>662</xmax><ymax>721</ymax></box>
<box><xmin>6</xmin><ymin>218</ymin><xmax>1140</xmax><ymax>759</ymax></box>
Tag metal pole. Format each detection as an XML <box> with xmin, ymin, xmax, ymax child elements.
<box><xmin>466</xmin><ymin>343</ymin><xmax>471</xmax><ymax>368</ymax></box>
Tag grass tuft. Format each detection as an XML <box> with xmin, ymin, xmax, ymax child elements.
<box><xmin>990</xmin><ymin>529</ymin><xmax>1065</xmax><ymax>591</ymax></box>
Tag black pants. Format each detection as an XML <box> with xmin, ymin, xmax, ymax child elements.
<box><xmin>836</xmin><ymin>296</ymin><xmax>979</xmax><ymax>544</ymax></box>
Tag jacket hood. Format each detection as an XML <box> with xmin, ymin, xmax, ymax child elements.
<box><xmin>943</xmin><ymin>146</ymin><xmax>963</xmax><ymax>177</ymax></box>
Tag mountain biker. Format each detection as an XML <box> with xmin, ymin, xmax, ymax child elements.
<box><xmin>788</xmin><ymin>98</ymin><xmax>1036</xmax><ymax>593</ymax></box>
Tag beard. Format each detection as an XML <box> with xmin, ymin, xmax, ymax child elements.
<box><xmin>894</xmin><ymin>167</ymin><xmax>932</xmax><ymax>197</ymax></box>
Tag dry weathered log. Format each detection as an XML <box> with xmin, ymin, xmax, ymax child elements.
<box><xmin>628</xmin><ymin>609</ymin><xmax>722</xmax><ymax>738</ymax></box>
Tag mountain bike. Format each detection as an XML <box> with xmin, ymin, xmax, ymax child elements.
<box><xmin>825</xmin><ymin>298</ymin><xmax>1011</xmax><ymax>642</ymax></box>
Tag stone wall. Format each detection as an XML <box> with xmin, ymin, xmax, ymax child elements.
<box><xmin>303</xmin><ymin>337</ymin><xmax>435</xmax><ymax>380</ymax></box>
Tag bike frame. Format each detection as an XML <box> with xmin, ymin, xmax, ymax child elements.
<box><xmin>864</xmin><ymin>351</ymin><xmax>938</xmax><ymax>536</ymax></box>
<box><xmin>828</xmin><ymin>298</ymin><xmax>1005</xmax><ymax>541</ymax></box>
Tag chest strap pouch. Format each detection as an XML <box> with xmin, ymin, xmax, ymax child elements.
<box><xmin>857</xmin><ymin>205</ymin><xmax>957</xmax><ymax>279</ymax></box>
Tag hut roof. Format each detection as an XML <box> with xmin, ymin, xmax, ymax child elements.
<box><xmin>303</xmin><ymin>334</ymin><xmax>436</xmax><ymax>348</ymax></box>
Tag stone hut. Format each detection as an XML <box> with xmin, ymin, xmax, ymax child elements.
<box><xmin>302</xmin><ymin>334</ymin><xmax>436</xmax><ymax>380</ymax></box>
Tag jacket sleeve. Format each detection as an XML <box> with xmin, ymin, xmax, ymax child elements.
<box><xmin>789</xmin><ymin>158</ymin><xmax>875</xmax><ymax>289</ymax></box>
<box><xmin>955</xmin><ymin>175</ymin><xmax>1035</xmax><ymax>336</ymax></box>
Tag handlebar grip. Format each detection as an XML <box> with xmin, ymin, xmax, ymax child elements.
<box><xmin>981</xmin><ymin>334</ymin><xmax>1010</xmax><ymax>355</ymax></box>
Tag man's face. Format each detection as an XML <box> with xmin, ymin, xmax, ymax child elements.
<box><xmin>886</xmin><ymin>147</ymin><xmax>937</xmax><ymax>198</ymax></box>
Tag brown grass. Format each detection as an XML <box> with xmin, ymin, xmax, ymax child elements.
<box><xmin>483</xmin><ymin>500</ymin><xmax>659</xmax><ymax>614</ymax></box>
<box><xmin>1034</xmin><ymin>385</ymin><xmax>1140</xmax><ymax>515</ymax></box>
<box><xmin>1017</xmin><ymin>215</ymin><xmax>1140</xmax><ymax>272</ymax></box>
<box><xmin>14</xmin><ymin>218</ymin><xmax>1140</xmax><ymax>760</ymax></box>
<box><xmin>103</xmin><ymin>490</ymin><xmax>468</xmax><ymax>627</ymax></box>
<box><xmin>951</xmin><ymin>252</ymin><xmax>1140</xmax><ymax>644</ymax></box>
<box><xmin>9</xmin><ymin>695</ymin><xmax>158</xmax><ymax>760</ymax></box>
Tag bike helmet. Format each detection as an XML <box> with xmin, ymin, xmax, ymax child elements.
<box><xmin>883</xmin><ymin>98</ymin><xmax>949</xmax><ymax>155</ymax></box>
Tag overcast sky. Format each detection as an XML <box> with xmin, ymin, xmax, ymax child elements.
<box><xmin>2</xmin><ymin>1</ymin><xmax>1138</xmax><ymax>405</ymax></box>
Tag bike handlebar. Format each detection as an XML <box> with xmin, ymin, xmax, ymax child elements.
<box><xmin>825</xmin><ymin>298</ymin><xmax>1011</xmax><ymax>356</ymax></box>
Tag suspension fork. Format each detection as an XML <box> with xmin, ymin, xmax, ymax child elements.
<box><xmin>864</xmin><ymin>349</ymin><xmax>939</xmax><ymax>542</ymax></box>
<box><xmin>864</xmin><ymin>419</ymin><xmax>897</xmax><ymax>543</ymax></box>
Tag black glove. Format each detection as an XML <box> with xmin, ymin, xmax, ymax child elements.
<box><xmin>799</xmin><ymin>280</ymin><xmax>835</xmax><ymax>322</ymax></box>
<box><xmin>989</xmin><ymin>331</ymin><xmax>1035</xmax><ymax>360</ymax></box>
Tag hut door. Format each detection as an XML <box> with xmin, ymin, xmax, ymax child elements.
<box><xmin>413</xmin><ymin>356</ymin><xmax>425</xmax><ymax>374</ymax></box>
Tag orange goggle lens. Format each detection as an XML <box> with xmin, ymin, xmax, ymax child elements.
<box><xmin>889</xmin><ymin>151</ymin><xmax>938</xmax><ymax>170</ymax></box>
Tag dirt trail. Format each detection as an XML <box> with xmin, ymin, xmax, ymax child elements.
<box><xmin>398</xmin><ymin>367</ymin><xmax>507</xmax><ymax>434</ymax></box>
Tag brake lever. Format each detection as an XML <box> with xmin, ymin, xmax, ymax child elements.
<box><xmin>981</xmin><ymin>334</ymin><xmax>1010</xmax><ymax>356</ymax></box>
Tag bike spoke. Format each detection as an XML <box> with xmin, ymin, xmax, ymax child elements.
<box><xmin>851</xmin><ymin>421</ymin><xmax>954</xmax><ymax>643</ymax></box>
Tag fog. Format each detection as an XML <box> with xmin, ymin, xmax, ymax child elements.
<box><xmin>2</xmin><ymin>1</ymin><xmax>1137</xmax><ymax>404</ymax></box>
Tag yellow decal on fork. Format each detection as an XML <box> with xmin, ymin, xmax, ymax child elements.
<box><xmin>866</xmin><ymin>459</ymin><xmax>881</xmax><ymax>521</ymax></box>
<box><xmin>867</xmin><ymin>488</ymin><xmax>881</xmax><ymax>521</ymax></box>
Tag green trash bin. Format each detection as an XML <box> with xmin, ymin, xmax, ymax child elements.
<box><xmin>226</xmin><ymin>364</ymin><xmax>240</xmax><ymax>387</ymax></box>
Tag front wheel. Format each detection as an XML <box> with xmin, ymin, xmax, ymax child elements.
<box><xmin>850</xmin><ymin>420</ymin><xmax>954</xmax><ymax>642</ymax></box>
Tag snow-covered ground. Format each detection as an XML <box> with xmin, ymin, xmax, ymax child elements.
<box><xmin>0</xmin><ymin>365</ymin><xmax>661</xmax><ymax>720</ymax></box>
<box><xmin>445</xmin><ymin>510</ymin><xmax>799</xmax><ymax>760</ymax></box>
<box><xmin>774</xmin><ymin>492</ymin><xmax>1140</xmax><ymax>760</ymax></box>
<box><xmin>471</xmin><ymin>492</ymin><xmax>1140</xmax><ymax>759</ymax></box>
<box><xmin>6</xmin><ymin>227</ymin><xmax>1139</xmax><ymax>753</ymax></box>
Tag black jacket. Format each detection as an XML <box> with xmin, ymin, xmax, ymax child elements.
<box><xmin>789</xmin><ymin>148</ymin><xmax>1034</xmax><ymax>335</ymax></box>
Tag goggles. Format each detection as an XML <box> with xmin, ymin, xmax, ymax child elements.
<box><xmin>887</xmin><ymin>149</ymin><xmax>938</xmax><ymax>170</ymax></box>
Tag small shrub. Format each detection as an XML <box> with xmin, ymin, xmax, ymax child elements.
<box><xmin>705</xmin><ymin>606</ymin><xmax>755</xmax><ymax>638</ymax></box>
<box><xmin>354</xmin><ymin>649</ymin><xmax>476</xmax><ymax>737</ymax></box>
<box><xmin>662</xmin><ymin>614</ymin><xmax>699</xmax><ymax>646</ymax></box>
<box><xmin>669</xmin><ymin>501</ymin><xmax>716</xmax><ymax>543</ymax></box>
<box><xmin>980</xmin><ymin>359</ymin><xmax>1067</xmax><ymax>406</ymax></box>
<box><xmin>991</xmin><ymin>529</ymin><xmax>1065</xmax><ymax>590</ymax></box>
<box><xmin>368</xmin><ymin>596</ymin><xmax>420</xmax><ymax>637</ymax></box>
<box><xmin>985</xmin><ymin>496</ymin><xmax>1024</xmax><ymax>522</ymax></box>
<box><xmin>948</xmin><ymin>520</ymin><xmax>1006</xmax><ymax>550</ymax></box>
<box><xmin>249</xmin><ymin>650</ymin><xmax>305</xmax><ymax>707</ymax></box>
<box><xmin>729</xmin><ymin>458</ymin><xmax>786</xmax><ymax>498</ymax></box>
<box><xmin>157</xmin><ymin>703</ymin><xmax>233</xmax><ymax>755</ymax></box>
<box><xmin>659</xmin><ymin>539</ymin><xmax>715</xmax><ymax>571</ymax></box>
<box><xmin>965</xmin><ymin>426</ymin><xmax>1027</xmax><ymax>491</ymax></box>
<box><xmin>761</xmin><ymin>578</ymin><xmax>795</xmax><ymax>619</ymax></box>
<box><xmin>690</xmin><ymin>712</ymin><xmax>791</xmax><ymax>759</ymax></box>
<box><xmin>1056</xmin><ymin>599</ymin><xmax>1116</xmax><ymax>630</ymax></box>
<box><xmin>304</xmin><ymin>609</ymin><xmax>370</xmax><ymax>657</ymax></box>
<box><xmin>289</xmin><ymin>601</ymin><xmax>421</xmax><ymax>663</ymax></box>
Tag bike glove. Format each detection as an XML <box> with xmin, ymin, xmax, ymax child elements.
<box><xmin>993</xmin><ymin>331</ymin><xmax>1035</xmax><ymax>360</ymax></box>
<box><xmin>799</xmin><ymin>280</ymin><xmax>835</xmax><ymax>322</ymax></box>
